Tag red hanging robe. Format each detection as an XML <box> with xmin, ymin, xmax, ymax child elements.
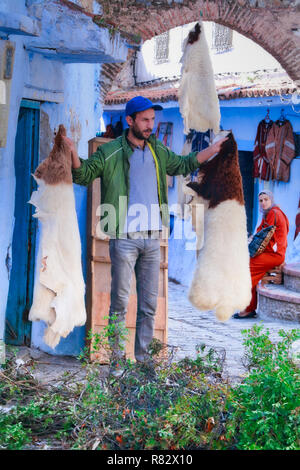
<box><xmin>253</xmin><ymin>119</ymin><xmax>273</xmax><ymax>180</ymax></box>
<box><xmin>265</xmin><ymin>120</ymin><xmax>296</xmax><ymax>182</ymax></box>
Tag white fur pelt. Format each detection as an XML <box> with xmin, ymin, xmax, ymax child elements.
<box><xmin>188</xmin><ymin>198</ymin><xmax>252</xmax><ymax>321</ymax></box>
<box><xmin>28</xmin><ymin>125</ymin><xmax>86</xmax><ymax>348</ymax></box>
<box><xmin>178</xmin><ymin>22</ymin><xmax>220</xmax><ymax>135</ymax></box>
<box><xmin>187</xmin><ymin>132</ymin><xmax>251</xmax><ymax>321</ymax></box>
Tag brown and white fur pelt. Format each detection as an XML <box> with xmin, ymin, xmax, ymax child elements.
<box><xmin>178</xmin><ymin>22</ymin><xmax>220</xmax><ymax>135</ymax></box>
<box><xmin>187</xmin><ymin>132</ymin><xmax>251</xmax><ymax>321</ymax></box>
<box><xmin>28</xmin><ymin>125</ymin><xmax>86</xmax><ymax>348</ymax></box>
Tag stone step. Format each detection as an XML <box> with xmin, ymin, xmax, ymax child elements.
<box><xmin>283</xmin><ymin>263</ymin><xmax>300</xmax><ymax>293</ymax></box>
<box><xmin>257</xmin><ymin>283</ymin><xmax>300</xmax><ymax>323</ymax></box>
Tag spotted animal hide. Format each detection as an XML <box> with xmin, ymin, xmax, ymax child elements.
<box><xmin>178</xmin><ymin>22</ymin><xmax>220</xmax><ymax>135</ymax></box>
<box><xmin>187</xmin><ymin>132</ymin><xmax>252</xmax><ymax>321</ymax></box>
<box><xmin>28</xmin><ymin>125</ymin><xmax>86</xmax><ymax>348</ymax></box>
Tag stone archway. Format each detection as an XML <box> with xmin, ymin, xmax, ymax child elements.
<box><xmin>98</xmin><ymin>0</ymin><xmax>300</xmax><ymax>97</ymax></box>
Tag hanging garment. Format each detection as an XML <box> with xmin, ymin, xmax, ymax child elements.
<box><xmin>186</xmin><ymin>132</ymin><xmax>252</xmax><ymax>321</ymax></box>
<box><xmin>265</xmin><ymin>119</ymin><xmax>296</xmax><ymax>182</ymax></box>
<box><xmin>253</xmin><ymin>119</ymin><xmax>273</xmax><ymax>180</ymax></box>
<box><xmin>155</xmin><ymin>122</ymin><xmax>173</xmax><ymax>148</ymax></box>
<box><xmin>191</xmin><ymin>129</ymin><xmax>211</xmax><ymax>153</ymax></box>
<box><xmin>113</xmin><ymin>117</ymin><xmax>123</xmax><ymax>138</ymax></box>
<box><xmin>178</xmin><ymin>22</ymin><xmax>220</xmax><ymax>135</ymax></box>
<box><xmin>102</xmin><ymin>123</ymin><xmax>115</xmax><ymax>138</ymax></box>
<box><xmin>28</xmin><ymin>125</ymin><xmax>86</xmax><ymax>349</ymax></box>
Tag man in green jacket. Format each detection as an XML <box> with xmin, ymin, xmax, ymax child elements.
<box><xmin>64</xmin><ymin>96</ymin><xmax>226</xmax><ymax>376</ymax></box>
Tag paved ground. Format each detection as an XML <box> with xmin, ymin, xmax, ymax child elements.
<box><xmin>167</xmin><ymin>280</ymin><xmax>300</xmax><ymax>383</ymax></box>
<box><xmin>4</xmin><ymin>280</ymin><xmax>300</xmax><ymax>385</ymax></box>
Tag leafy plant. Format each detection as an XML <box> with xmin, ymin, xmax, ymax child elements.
<box><xmin>1</xmin><ymin>324</ymin><xmax>299</xmax><ymax>450</ymax></box>
<box><xmin>224</xmin><ymin>325</ymin><xmax>300</xmax><ymax>450</ymax></box>
<box><xmin>78</xmin><ymin>314</ymin><xmax>128</xmax><ymax>364</ymax></box>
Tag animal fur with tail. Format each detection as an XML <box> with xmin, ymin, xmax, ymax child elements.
<box><xmin>178</xmin><ymin>22</ymin><xmax>220</xmax><ymax>135</ymax></box>
<box><xmin>187</xmin><ymin>132</ymin><xmax>252</xmax><ymax>321</ymax></box>
<box><xmin>28</xmin><ymin>125</ymin><xmax>86</xmax><ymax>348</ymax></box>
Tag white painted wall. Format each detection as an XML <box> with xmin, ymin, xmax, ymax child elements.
<box><xmin>136</xmin><ymin>22</ymin><xmax>283</xmax><ymax>83</ymax></box>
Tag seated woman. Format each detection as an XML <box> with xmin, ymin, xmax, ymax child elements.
<box><xmin>234</xmin><ymin>190</ymin><xmax>289</xmax><ymax>319</ymax></box>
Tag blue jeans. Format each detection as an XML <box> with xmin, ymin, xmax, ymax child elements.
<box><xmin>108</xmin><ymin>235</ymin><xmax>161</xmax><ymax>362</ymax></box>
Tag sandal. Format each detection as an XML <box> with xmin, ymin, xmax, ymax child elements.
<box><xmin>233</xmin><ymin>311</ymin><xmax>257</xmax><ymax>319</ymax></box>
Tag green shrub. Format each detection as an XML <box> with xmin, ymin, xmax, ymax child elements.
<box><xmin>224</xmin><ymin>325</ymin><xmax>300</xmax><ymax>450</ymax></box>
<box><xmin>71</xmin><ymin>339</ymin><xmax>228</xmax><ymax>450</ymax></box>
<box><xmin>1</xmin><ymin>324</ymin><xmax>299</xmax><ymax>450</ymax></box>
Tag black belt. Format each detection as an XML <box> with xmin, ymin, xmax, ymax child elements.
<box><xmin>126</xmin><ymin>230</ymin><xmax>161</xmax><ymax>239</ymax></box>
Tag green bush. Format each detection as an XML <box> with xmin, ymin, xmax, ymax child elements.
<box><xmin>1</xmin><ymin>324</ymin><xmax>299</xmax><ymax>450</ymax></box>
<box><xmin>71</xmin><ymin>340</ymin><xmax>228</xmax><ymax>450</ymax></box>
<box><xmin>224</xmin><ymin>325</ymin><xmax>300</xmax><ymax>450</ymax></box>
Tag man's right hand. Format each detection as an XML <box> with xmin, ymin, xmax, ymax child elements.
<box><xmin>62</xmin><ymin>135</ymin><xmax>76</xmax><ymax>153</ymax></box>
<box><xmin>62</xmin><ymin>136</ymin><xmax>81</xmax><ymax>169</ymax></box>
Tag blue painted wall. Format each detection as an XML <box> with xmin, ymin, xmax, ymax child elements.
<box><xmin>0</xmin><ymin>0</ymin><xmax>128</xmax><ymax>356</ymax></box>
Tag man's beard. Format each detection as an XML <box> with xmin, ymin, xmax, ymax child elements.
<box><xmin>131</xmin><ymin>124</ymin><xmax>152</xmax><ymax>141</ymax></box>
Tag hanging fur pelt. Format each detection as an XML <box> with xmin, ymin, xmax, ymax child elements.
<box><xmin>28</xmin><ymin>125</ymin><xmax>86</xmax><ymax>348</ymax></box>
<box><xmin>178</xmin><ymin>22</ymin><xmax>220</xmax><ymax>135</ymax></box>
<box><xmin>186</xmin><ymin>132</ymin><xmax>252</xmax><ymax>321</ymax></box>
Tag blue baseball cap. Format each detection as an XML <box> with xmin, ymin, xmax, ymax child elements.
<box><xmin>125</xmin><ymin>96</ymin><xmax>163</xmax><ymax>116</ymax></box>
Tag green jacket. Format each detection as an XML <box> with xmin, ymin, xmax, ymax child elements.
<box><xmin>72</xmin><ymin>130</ymin><xmax>200</xmax><ymax>237</ymax></box>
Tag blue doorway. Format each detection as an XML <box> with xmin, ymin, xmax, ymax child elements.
<box><xmin>238</xmin><ymin>150</ymin><xmax>254</xmax><ymax>236</ymax></box>
<box><xmin>5</xmin><ymin>100</ymin><xmax>40</xmax><ymax>346</ymax></box>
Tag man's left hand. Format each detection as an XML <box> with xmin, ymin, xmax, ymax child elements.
<box><xmin>196</xmin><ymin>135</ymin><xmax>229</xmax><ymax>165</ymax></box>
<box><xmin>210</xmin><ymin>136</ymin><xmax>228</xmax><ymax>155</ymax></box>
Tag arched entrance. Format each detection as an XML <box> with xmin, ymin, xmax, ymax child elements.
<box><xmin>98</xmin><ymin>0</ymin><xmax>299</xmax><ymax>95</ymax></box>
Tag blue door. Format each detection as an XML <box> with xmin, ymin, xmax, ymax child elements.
<box><xmin>5</xmin><ymin>100</ymin><xmax>40</xmax><ymax>346</ymax></box>
<box><xmin>238</xmin><ymin>150</ymin><xmax>254</xmax><ymax>235</ymax></box>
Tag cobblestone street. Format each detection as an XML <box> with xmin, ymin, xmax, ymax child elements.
<box><xmin>167</xmin><ymin>280</ymin><xmax>300</xmax><ymax>383</ymax></box>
